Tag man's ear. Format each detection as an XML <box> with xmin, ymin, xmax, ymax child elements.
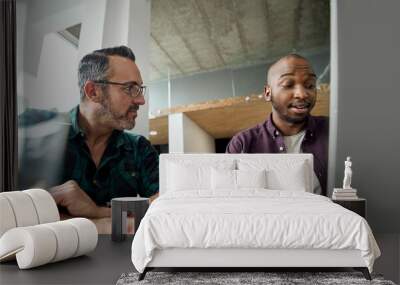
<box><xmin>83</xmin><ymin>81</ymin><xmax>102</xmax><ymax>103</ymax></box>
<box><xmin>264</xmin><ymin>85</ymin><xmax>272</xmax><ymax>102</ymax></box>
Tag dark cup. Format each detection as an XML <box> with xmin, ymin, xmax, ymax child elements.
<box><xmin>111</xmin><ymin>197</ymin><xmax>149</xmax><ymax>242</ymax></box>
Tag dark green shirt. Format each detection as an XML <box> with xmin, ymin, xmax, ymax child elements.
<box><xmin>63</xmin><ymin>106</ymin><xmax>159</xmax><ymax>205</ymax></box>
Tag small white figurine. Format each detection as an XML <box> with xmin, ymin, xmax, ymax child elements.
<box><xmin>342</xmin><ymin>156</ymin><xmax>352</xmax><ymax>189</ymax></box>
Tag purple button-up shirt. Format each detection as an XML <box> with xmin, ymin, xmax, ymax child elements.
<box><xmin>226</xmin><ymin>115</ymin><xmax>329</xmax><ymax>196</ymax></box>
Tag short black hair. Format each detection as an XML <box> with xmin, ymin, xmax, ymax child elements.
<box><xmin>77</xmin><ymin>46</ymin><xmax>136</xmax><ymax>101</ymax></box>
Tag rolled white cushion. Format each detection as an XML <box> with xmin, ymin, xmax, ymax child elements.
<box><xmin>0</xmin><ymin>191</ymin><xmax>39</xmax><ymax>227</ymax></box>
<box><xmin>0</xmin><ymin>189</ymin><xmax>59</xmax><ymax>238</ymax></box>
<box><xmin>23</xmin><ymin>189</ymin><xmax>59</xmax><ymax>223</ymax></box>
<box><xmin>0</xmin><ymin>196</ymin><xmax>17</xmax><ymax>237</ymax></box>
<box><xmin>0</xmin><ymin>226</ymin><xmax>57</xmax><ymax>269</ymax></box>
<box><xmin>0</xmin><ymin>218</ymin><xmax>98</xmax><ymax>269</ymax></box>
<box><xmin>66</xmin><ymin>218</ymin><xmax>98</xmax><ymax>257</ymax></box>
<box><xmin>42</xmin><ymin>221</ymin><xmax>79</xmax><ymax>262</ymax></box>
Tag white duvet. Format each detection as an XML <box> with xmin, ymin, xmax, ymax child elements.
<box><xmin>131</xmin><ymin>190</ymin><xmax>380</xmax><ymax>273</ymax></box>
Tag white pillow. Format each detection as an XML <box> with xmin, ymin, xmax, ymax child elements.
<box><xmin>167</xmin><ymin>163</ymin><xmax>211</xmax><ymax>191</ymax></box>
<box><xmin>238</xmin><ymin>158</ymin><xmax>310</xmax><ymax>192</ymax></box>
<box><xmin>266</xmin><ymin>161</ymin><xmax>308</xmax><ymax>191</ymax></box>
<box><xmin>211</xmin><ymin>168</ymin><xmax>236</xmax><ymax>190</ymax></box>
<box><xmin>166</xmin><ymin>159</ymin><xmax>235</xmax><ymax>192</ymax></box>
<box><xmin>211</xmin><ymin>169</ymin><xmax>267</xmax><ymax>190</ymax></box>
<box><xmin>236</xmin><ymin>169</ymin><xmax>267</xmax><ymax>188</ymax></box>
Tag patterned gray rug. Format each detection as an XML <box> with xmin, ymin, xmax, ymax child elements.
<box><xmin>116</xmin><ymin>271</ymin><xmax>396</xmax><ymax>285</ymax></box>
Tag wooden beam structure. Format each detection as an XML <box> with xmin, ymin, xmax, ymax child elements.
<box><xmin>149</xmin><ymin>84</ymin><xmax>330</xmax><ymax>145</ymax></box>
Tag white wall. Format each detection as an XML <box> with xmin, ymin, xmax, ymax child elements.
<box><xmin>168</xmin><ymin>113</ymin><xmax>184</xmax><ymax>153</ymax></box>
<box><xmin>168</xmin><ymin>113</ymin><xmax>215</xmax><ymax>153</ymax></box>
<box><xmin>77</xmin><ymin>0</ymin><xmax>106</xmax><ymax>61</ymax></box>
<box><xmin>17</xmin><ymin>0</ymin><xmax>150</xmax><ymax>137</ymax></box>
<box><xmin>182</xmin><ymin>114</ymin><xmax>215</xmax><ymax>153</ymax></box>
<box><xmin>25</xmin><ymin>33</ymin><xmax>79</xmax><ymax>111</ymax></box>
<box><xmin>126</xmin><ymin>0</ymin><xmax>151</xmax><ymax>138</ymax></box>
<box><xmin>102</xmin><ymin>0</ymin><xmax>129</xmax><ymax>47</ymax></box>
<box><xmin>23</xmin><ymin>0</ymin><xmax>84</xmax><ymax>76</ymax></box>
<box><xmin>20</xmin><ymin>0</ymin><xmax>88</xmax><ymax>111</ymax></box>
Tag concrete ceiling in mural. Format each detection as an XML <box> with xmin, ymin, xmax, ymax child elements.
<box><xmin>60</xmin><ymin>0</ymin><xmax>329</xmax><ymax>82</ymax></box>
<box><xmin>150</xmin><ymin>0</ymin><xmax>330</xmax><ymax>82</ymax></box>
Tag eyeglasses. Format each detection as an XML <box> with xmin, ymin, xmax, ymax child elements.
<box><xmin>93</xmin><ymin>80</ymin><xmax>147</xmax><ymax>98</ymax></box>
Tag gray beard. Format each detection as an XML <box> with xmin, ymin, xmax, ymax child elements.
<box><xmin>97</xmin><ymin>95</ymin><xmax>136</xmax><ymax>130</ymax></box>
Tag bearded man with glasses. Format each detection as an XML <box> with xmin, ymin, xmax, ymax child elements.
<box><xmin>49</xmin><ymin>46</ymin><xmax>159</xmax><ymax>227</ymax></box>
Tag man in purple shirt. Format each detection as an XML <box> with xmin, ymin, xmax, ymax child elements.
<box><xmin>226</xmin><ymin>54</ymin><xmax>329</xmax><ymax>195</ymax></box>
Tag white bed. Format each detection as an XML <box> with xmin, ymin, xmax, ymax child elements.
<box><xmin>131</xmin><ymin>154</ymin><xmax>380</xmax><ymax>280</ymax></box>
